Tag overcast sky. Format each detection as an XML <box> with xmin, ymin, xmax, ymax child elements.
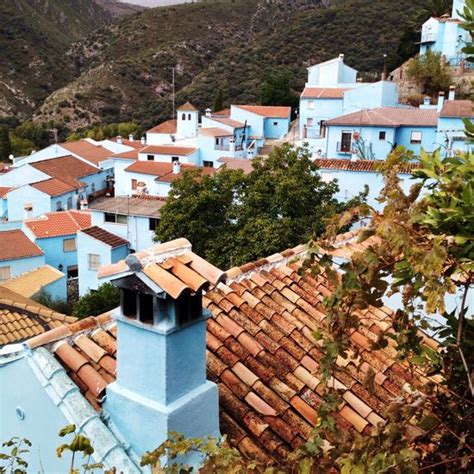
<box><xmin>119</xmin><ymin>0</ymin><xmax>193</xmax><ymax>6</ymax></box>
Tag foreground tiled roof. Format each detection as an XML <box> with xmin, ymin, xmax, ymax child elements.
<box><xmin>325</xmin><ymin>107</ymin><xmax>439</xmax><ymax>127</ymax></box>
<box><xmin>147</xmin><ymin>119</ymin><xmax>178</xmax><ymax>134</ymax></box>
<box><xmin>30</xmin><ymin>178</ymin><xmax>81</xmax><ymax>197</ymax></box>
<box><xmin>139</xmin><ymin>145</ymin><xmax>198</xmax><ymax>156</ymax></box>
<box><xmin>0</xmin><ymin>229</ymin><xmax>44</xmax><ymax>261</ymax></box>
<box><xmin>89</xmin><ymin>196</ymin><xmax>165</xmax><ymax>218</ymax></box>
<box><xmin>25</xmin><ymin>210</ymin><xmax>91</xmax><ymax>238</ymax></box>
<box><xmin>24</xmin><ymin>237</ymin><xmax>439</xmax><ymax>465</ymax></box>
<box><xmin>30</xmin><ymin>155</ymin><xmax>99</xmax><ymax>187</ymax></box>
<box><xmin>61</xmin><ymin>140</ymin><xmax>112</xmax><ymax>166</ymax></box>
<box><xmin>301</xmin><ymin>87</ymin><xmax>349</xmax><ymax>99</ymax></box>
<box><xmin>234</xmin><ymin>105</ymin><xmax>292</xmax><ymax>119</ymax></box>
<box><xmin>80</xmin><ymin>226</ymin><xmax>129</xmax><ymax>249</ymax></box>
<box><xmin>0</xmin><ymin>286</ymin><xmax>75</xmax><ymax>346</ymax></box>
<box><xmin>0</xmin><ymin>265</ymin><xmax>64</xmax><ymax>298</ymax></box>
<box><xmin>440</xmin><ymin>100</ymin><xmax>473</xmax><ymax>118</ymax></box>
<box><xmin>314</xmin><ymin>158</ymin><xmax>419</xmax><ymax>175</ymax></box>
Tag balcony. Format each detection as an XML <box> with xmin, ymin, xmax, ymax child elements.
<box><xmin>420</xmin><ymin>33</ymin><xmax>437</xmax><ymax>43</ymax></box>
<box><xmin>336</xmin><ymin>141</ymin><xmax>353</xmax><ymax>154</ymax></box>
<box><xmin>214</xmin><ymin>144</ymin><xmax>230</xmax><ymax>151</ymax></box>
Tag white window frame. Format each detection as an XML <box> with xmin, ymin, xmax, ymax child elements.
<box><xmin>63</xmin><ymin>238</ymin><xmax>77</xmax><ymax>253</ymax></box>
<box><xmin>410</xmin><ymin>131</ymin><xmax>422</xmax><ymax>144</ymax></box>
<box><xmin>88</xmin><ymin>254</ymin><xmax>101</xmax><ymax>271</ymax></box>
<box><xmin>0</xmin><ymin>266</ymin><xmax>11</xmax><ymax>281</ymax></box>
<box><xmin>307</xmin><ymin>100</ymin><xmax>315</xmax><ymax>110</ymax></box>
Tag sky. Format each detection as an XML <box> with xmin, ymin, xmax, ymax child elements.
<box><xmin>119</xmin><ymin>0</ymin><xmax>193</xmax><ymax>6</ymax></box>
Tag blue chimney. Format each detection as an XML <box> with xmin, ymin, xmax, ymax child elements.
<box><xmin>99</xmin><ymin>239</ymin><xmax>223</xmax><ymax>467</ymax></box>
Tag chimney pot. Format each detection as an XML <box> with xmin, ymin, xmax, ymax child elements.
<box><xmin>448</xmin><ymin>85</ymin><xmax>456</xmax><ymax>101</ymax></box>
<box><xmin>173</xmin><ymin>161</ymin><xmax>181</xmax><ymax>175</ymax></box>
<box><xmin>437</xmin><ymin>91</ymin><xmax>445</xmax><ymax>112</ymax></box>
<box><xmin>339</xmin><ymin>53</ymin><xmax>345</xmax><ymax>61</ymax></box>
<box><xmin>117</xmin><ymin>135</ymin><xmax>123</xmax><ymax>144</ymax></box>
<box><xmin>205</xmin><ymin>108</ymin><xmax>212</xmax><ymax>118</ymax></box>
<box><xmin>129</xmin><ymin>134</ymin><xmax>134</xmax><ymax>142</ymax></box>
<box><xmin>141</xmin><ymin>136</ymin><xmax>146</xmax><ymax>145</ymax></box>
<box><xmin>125</xmin><ymin>254</ymin><xmax>142</xmax><ymax>272</ymax></box>
<box><xmin>24</xmin><ymin>203</ymin><xmax>33</xmax><ymax>220</ymax></box>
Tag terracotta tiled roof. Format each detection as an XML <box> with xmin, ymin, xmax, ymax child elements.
<box><xmin>89</xmin><ymin>196</ymin><xmax>166</xmax><ymax>218</ymax></box>
<box><xmin>314</xmin><ymin>158</ymin><xmax>419</xmax><ymax>175</ymax></box>
<box><xmin>110</xmin><ymin>149</ymin><xmax>140</xmax><ymax>160</ymax></box>
<box><xmin>199</xmin><ymin>127</ymin><xmax>233</xmax><ymax>137</ymax></box>
<box><xmin>0</xmin><ymin>286</ymin><xmax>75</xmax><ymax>346</ymax></box>
<box><xmin>440</xmin><ymin>100</ymin><xmax>473</xmax><ymax>118</ymax></box>
<box><xmin>25</xmin><ymin>210</ymin><xmax>91</xmax><ymax>238</ymax></box>
<box><xmin>61</xmin><ymin>140</ymin><xmax>112</xmax><ymax>166</ymax></box>
<box><xmin>213</xmin><ymin>108</ymin><xmax>231</xmax><ymax>117</ymax></box>
<box><xmin>301</xmin><ymin>87</ymin><xmax>349</xmax><ymax>99</ymax></box>
<box><xmin>25</xmin><ymin>236</ymin><xmax>439</xmax><ymax>464</ymax></box>
<box><xmin>210</xmin><ymin>117</ymin><xmax>246</xmax><ymax>129</ymax></box>
<box><xmin>218</xmin><ymin>157</ymin><xmax>254</xmax><ymax>175</ymax></box>
<box><xmin>177</xmin><ymin>101</ymin><xmax>198</xmax><ymax>112</ymax></box>
<box><xmin>0</xmin><ymin>265</ymin><xmax>64</xmax><ymax>298</ymax></box>
<box><xmin>234</xmin><ymin>105</ymin><xmax>291</xmax><ymax>119</ymax></box>
<box><xmin>140</xmin><ymin>145</ymin><xmax>197</xmax><ymax>156</ymax></box>
<box><xmin>111</xmin><ymin>138</ymin><xmax>143</xmax><ymax>149</ymax></box>
<box><xmin>30</xmin><ymin>178</ymin><xmax>81</xmax><ymax>197</ymax></box>
<box><xmin>0</xmin><ymin>230</ymin><xmax>44</xmax><ymax>261</ymax></box>
<box><xmin>125</xmin><ymin>161</ymin><xmax>215</xmax><ymax>183</ymax></box>
<box><xmin>0</xmin><ymin>186</ymin><xmax>11</xmax><ymax>198</ymax></box>
<box><xmin>147</xmin><ymin>119</ymin><xmax>177</xmax><ymax>134</ymax></box>
<box><xmin>80</xmin><ymin>226</ymin><xmax>129</xmax><ymax>248</ymax></box>
<box><xmin>325</xmin><ymin>107</ymin><xmax>439</xmax><ymax>127</ymax></box>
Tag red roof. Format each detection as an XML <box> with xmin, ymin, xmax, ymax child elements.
<box><xmin>139</xmin><ymin>145</ymin><xmax>197</xmax><ymax>156</ymax></box>
<box><xmin>213</xmin><ymin>108</ymin><xmax>231</xmax><ymax>117</ymax></box>
<box><xmin>301</xmin><ymin>87</ymin><xmax>349</xmax><ymax>99</ymax></box>
<box><xmin>30</xmin><ymin>178</ymin><xmax>80</xmax><ymax>197</ymax></box>
<box><xmin>325</xmin><ymin>107</ymin><xmax>439</xmax><ymax>127</ymax></box>
<box><xmin>177</xmin><ymin>102</ymin><xmax>198</xmax><ymax>112</ymax></box>
<box><xmin>199</xmin><ymin>128</ymin><xmax>233</xmax><ymax>137</ymax></box>
<box><xmin>218</xmin><ymin>158</ymin><xmax>254</xmax><ymax>175</ymax></box>
<box><xmin>210</xmin><ymin>117</ymin><xmax>246</xmax><ymax>129</ymax></box>
<box><xmin>147</xmin><ymin>119</ymin><xmax>177</xmax><ymax>134</ymax></box>
<box><xmin>0</xmin><ymin>187</ymin><xmax>11</xmax><ymax>198</ymax></box>
<box><xmin>234</xmin><ymin>105</ymin><xmax>291</xmax><ymax>119</ymax></box>
<box><xmin>111</xmin><ymin>138</ymin><xmax>143</xmax><ymax>149</ymax></box>
<box><xmin>61</xmin><ymin>141</ymin><xmax>112</xmax><ymax>166</ymax></box>
<box><xmin>25</xmin><ymin>211</ymin><xmax>92</xmax><ymax>239</ymax></box>
<box><xmin>314</xmin><ymin>158</ymin><xmax>419</xmax><ymax>175</ymax></box>
<box><xmin>80</xmin><ymin>226</ymin><xmax>128</xmax><ymax>248</ymax></box>
<box><xmin>30</xmin><ymin>155</ymin><xmax>99</xmax><ymax>187</ymax></box>
<box><xmin>125</xmin><ymin>161</ymin><xmax>215</xmax><ymax>182</ymax></box>
<box><xmin>110</xmin><ymin>149</ymin><xmax>140</xmax><ymax>161</ymax></box>
<box><xmin>440</xmin><ymin>100</ymin><xmax>473</xmax><ymax>118</ymax></box>
<box><xmin>0</xmin><ymin>230</ymin><xmax>44</xmax><ymax>261</ymax></box>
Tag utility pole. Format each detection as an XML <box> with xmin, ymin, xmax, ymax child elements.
<box><xmin>172</xmin><ymin>67</ymin><xmax>176</xmax><ymax>119</ymax></box>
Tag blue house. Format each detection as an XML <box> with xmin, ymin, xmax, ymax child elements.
<box><xmin>437</xmin><ymin>99</ymin><xmax>474</xmax><ymax>154</ymax></box>
<box><xmin>23</xmin><ymin>210</ymin><xmax>91</xmax><ymax>280</ymax></box>
<box><xmin>77</xmin><ymin>226</ymin><xmax>128</xmax><ymax>297</ymax></box>
<box><xmin>324</xmin><ymin>107</ymin><xmax>439</xmax><ymax>159</ymax></box>
<box><xmin>419</xmin><ymin>0</ymin><xmax>471</xmax><ymax>68</ymax></box>
<box><xmin>0</xmin><ymin>229</ymin><xmax>45</xmax><ymax>282</ymax></box>
<box><xmin>89</xmin><ymin>195</ymin><xmax>165</xmax><ymax>251</ymax></box>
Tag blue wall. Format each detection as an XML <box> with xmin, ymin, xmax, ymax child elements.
<box><xmin>263</xmin><ymin>117</ymin><xmax>290</xmax><ymax>139</ymax></box>
<box><xmin>437</xmin><ymin>116</ymin><xmax>473</xmax><ymax>154</ymax></box>
<box><xmin>300</xmin><ymin>98</ymin><xmax>343</xmax><ymax>139</ymax></box>
<box><xmin>394</xmin><ymin>126</ymin><xmax>437</xmax><ymax>155</ymax></box>
<box><xmin>0</xmin><ymin>255</ymin><xmax>45</xmax><ymax>280</ymax></box>
<box><xmin>42</xmin><ymin>274</ymin><xmax>68</xmax><ymax>302</ymax></box>
<box><xmin>34</xmin><ymin>235</ymin><xmax>78</xmax><ymax>275</ymax></box>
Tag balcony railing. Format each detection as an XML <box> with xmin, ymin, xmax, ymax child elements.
<box><xmin>336</xmin><ymin>141</ymin><xmax>353</xmax><ymax>154</ymax></box>
<box><xmin>420</xmin><ymin>33</ymin><xmax>437</xmax><ymax>43</ymax></box>
<box><xmin>305</xmin><ymin>128</ymin><xmax>323</xmax><ymax>139</ymax></box>
<box><xmin>215</xmin><ymin>144</ymin><xmax>230</xmax><ymax>151</ymax></box>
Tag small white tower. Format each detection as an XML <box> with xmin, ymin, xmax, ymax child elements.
<box><xmin>177</xmin><ymin>102</ymin><xmax>199</xmax><ymax>138</ymax></box>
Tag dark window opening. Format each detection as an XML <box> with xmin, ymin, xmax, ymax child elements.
<box><xmin>379</xmin><ymin>131</ymin><xmax>386</xmax><ymax>140</ymax></box>
<box><xmin>67</xmin><ymin>265</ymin><xmax>78</xmax><ymax>279</ymax></box>
<box><xmin>122</xmin><ymin>289</ymin><xmax>137</xmax><ymax>318</ymax></box>
<box><xmin>340</xmin><ymin>132</ymin><xmax>352</xmax><ymax>153</ymax></box>
<box><xmin>147</xmin><ymin>154</ymin><xmax>154</xmax><ymax>161</ymax></box>
<box><xmin>182</xmin><ymin>113</ymin><xmax>186</xmax><ymax>120</ymax></box>
<box><xmin>171</xmin><ymin>156</ymin><xmax>180</xmax><ymax>163</ymax></box>
<box><xmin>188</xmin><ymin>114</ymin><xmax>192</xmax><ymax>120</ymax></box>
<box><xmin>273</xmin><ymin>121</ymin><xmax>278</xmax><ymax>126</ymax></box>
<box><xmin>203</xmin><ymin>160</ymin><xmax>213</xmax><ymax>168</ymax></box>
<box><xmin>149</xmin><ymin>218</ymin><xmax>159</xmax><ymax>231</ymax></box>
<box><xmin>176</xmin><ymin>293</ymin><xmax>202</xmax><ymax>326</ymax></box>
<box><xmin>139</xmin><ymin>293</ymin><xmax>154</xmax><ymax>324</ymax></box>
<box><xmin>105</xmin><ymin>212</ymin><xmax>115</xmax><ymax>223</ymax></box>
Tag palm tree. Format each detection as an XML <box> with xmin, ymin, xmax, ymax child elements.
<box><xmin>414</xmin><ymin>0</ymin><xmax>452</xmax><ymax>24</ymax></box>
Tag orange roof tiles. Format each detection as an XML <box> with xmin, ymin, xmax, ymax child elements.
<box><xmin>140</xmin><ymin>145</ymin><xmax>197</xmax><ymax>156</ymax></box>
<box><xmin>177</xmin><ymin>101</ymin><xmax>198</xmax><ymax>112</ymax></box>
<box><xmin>80</xmin><ymin>226</ymin><xmax>128</xmax><ymax>248</ymax></box>
<box><xmin>210</xmin><ymin>117</ymin><xmax>246</xmax><ymax>129</ymax></box>
<box><xmin>0</xmin><ymin>230</ymin><xmax>43</xmax><ymax>261</ymax></box>
<box><xmin>25</xmin><ymin>210</ymin><xmax>91</xmax><ymax>238</ymax></box>
<box><xmin>61</xmin><ymin>140</ymin><xmax>112</xmax><ymax>166</ymax></box>
<box><xmin>125</xmin><ymin>161</ymin><xmax>215</xmax><ymax>182</ymax></box>
<box><xmin>314</xmin><ymin>158</ymin><xmax>419</xmax><ymax>175</ymax></box>
<box><xmin>147</xmin><ymin>119</ymin><xmax>178</xmax><ymax>134</ymax></box>
<box><xmin>234</xmin><ymin>105</ymin><xmax>291</xmax><ymax>119</ymax></box>
<box><xmin>218</xmin><ymin>158</ymin><xmax>254</xmax><ymax>175</ymax></box>
<box><xmin>440</xmin><ymin>100</ymin><xmax>473</xmax><ymax>118</ymax></box>
<box><xmin>110</xmin><ymin>149</ymin><xmax>140</xmax><ymax>160</ymax></box>
<box><xmin>30</xmin><ymin>178</ymin><xmax>80</xmax><ymax>196</ymax></box>
<box><xmin>213</xmin><ymin>108</ymin><xmax>231</xmax><ymax>117</ymax></box>
<box><xmin>30</xmin><ymin>155</ymin><xmax>99</xmax><ymax>187</ymax></box>
<box><xmin>325</xmin><ymin>107</ymin><xmax>439</xmax><ymax>127</ymax></box>
<box><xmin>200</xmin><ymin>127</ymin><xmax>233</xmax><ymax>137</ymax></box>
<box><xmin>301</xmin><ymin>87</ymin><xmax>349</xmax><ymax>99</ymax></box>
<box><xmin>26</xmin><ymin>235</ymin><xmax>440</xmax><ymax>464</ymax></box>
<box><xmin>0</xmin><ymin>187</ymin><xmax>11</xmax><ymax>198</ymax></box>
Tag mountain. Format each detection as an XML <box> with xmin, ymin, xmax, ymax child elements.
<box><xmin>0</xmin><ymin>0</ymin><xmax>141</xmax><ymax>119</ymax></box>
<box><xmin>4</xmin><ymin>0</ymin><xmax>429</xmax><ymax>129</ymax></box>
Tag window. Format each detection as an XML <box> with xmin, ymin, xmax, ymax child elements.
<box><xmin>117</xmin><ymin>214</ymin><xmax>128</xmax><ymax>224</ymax></box>
<box><xmin>171</xmin><ymin>156</ymin><xmax>180</xmax><ymax>163</ymax></box>
<box><xmin>91</xmin><ymin>183</ymin><xmax>96</xmax><ymax>193</ymax></box>
<box><xmin>63</xmin><ymin>238</ymin><xmax>76</xmax><ymax>252</ymax></box>
<box><xmin>56</xmin><ymin>201</ymin><xmax>63</xmax><ymax>211</ymax></box>
<box><xmin>131</xmin><ymin>179</ymin><xmax>138</xmax><ymax>190</ymax></box>
<box><xmin>67</xmin><ymin>197</ymin><xmax>73</xmax><ymax>210</ymax></box>
<box><xmin>0</xmin><ymin>266</ymin><xmax>11</xmax><ymax>281</ymax></box>
<box><xmin>188</xmin><ymin>114</ymin><xmax>192</xmax><ymax>120</ymax></box>
<box><xmin>147</xmin><ymin>154</ymin><xmax>154</xmax><ymax>161</ymax></box>
<box><xmin>67</xmin><ymin>265</ymin><xmax>78</xmax><ymax>279</ymax></box>
<box><xmin>88</xmin><ymin>254</ymin><xmax>101</xmax><ymax>271</ymax></box>
<box><xmin>410</xmin><ymin>131</ymin><xmax>422</xmax><ymax>144</ymax></box>
<box><xmin>149</xmin><ymin>218</ymin><xmax>159</xmax><ymax>231</ymax></box>
<box><xmin>340</xmin><ymin>131</ymin><xmax>352</xmax><ymax>153</ymax></box>
<box><xmin>379</xmin><ymin>131</ymin><xmax>387</xmax><ymax>140</ymax></box>
<box><xmin>273</xmin><ymin>121</ymin><xmax>278</xmax><ymax>126</ymax></box>
<box><xmin>182</xmin><ymin>113</ymin><xmax>186</xmax><ymax>120</ymax></box>
<box><xmin>104</xmin><ymin>213</ymin><xmax>127</xmax><ymax>224</ymax></box>
<box><xmin>203</xmin><ymin>160</ymin><xmax>213</xmax><ymax>168</ymax></box>
<box><xmin>308</xmin><ymin>100</ymin><xmax>315</xmax><ymax>110</ymax></box>
<box><xmin>307</xmin><ymin>118</ymin><xmax>314</xmax><ymax>127</ymax></box>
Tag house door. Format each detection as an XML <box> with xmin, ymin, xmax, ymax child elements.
<box><xmin>340</xmin><ymin>132</ymin><xmax>352</xmax><ymax>153</ymax></box>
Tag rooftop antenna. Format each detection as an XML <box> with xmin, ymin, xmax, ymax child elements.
<box><xmin>172</xmin><ymin>67</ymin><xmax>176</xmax><ymax>119</ymax></box>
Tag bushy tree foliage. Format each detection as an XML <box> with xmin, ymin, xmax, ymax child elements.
<box><xmin>72</xmin><ymin>283</ymin><xmax>120</xmax><ymax>319</ymax></box>
<box><xmin>0</xmin><ymin>125</ymin><xmax>11</xmax><ymax>162</ymax></box>
<box><xmin>156</xmin><ymin>144</ymin><xmax>362</xmax><ymax>269</ymax></box>
<box><xmin>259</xmin><ymin>70</ymin><xmax>298</xmax><ymax>108</ymax></box>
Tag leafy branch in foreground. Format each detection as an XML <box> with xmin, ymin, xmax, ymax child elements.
<box><xmin>0</xmin><ymin>437</ymin><xmax>31</xmax><ymax>474</ymax></box>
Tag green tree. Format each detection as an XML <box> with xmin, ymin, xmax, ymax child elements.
<box><xmin>259</xmin><ymin>70</ymin><xmax>297</xmax><ymax>108</ymax></box>
<box><xmin>0</xmin><ymin>125</ymin><xmax>11</xmax><ymax>162</ymax></box>
<box><xmin>406</xmin><ymin>50</ymin><xmax>452</xmax><ymax>97</ymax></box>
<box><xmin>72</xmin><ymin>283</ymin><xmax>120</xmax><ymax>319</ymax></box>
<box><xmin>213</xmin><ymin>88</ymin><xmax>224</xmax><ymax>112</ymax></box>
<box><xmin>156</xmin><ymin>144</ymin><xmax>363</xmax><ymax>269</ymax></box>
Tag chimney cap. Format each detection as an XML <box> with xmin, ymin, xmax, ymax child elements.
<box><xmin>126</xmin><ymin>254</ymin><xmax>143</xmax><ymax>272</ymax></box>
<box><xmin>439</xmin><ymin>91</ymin><xmax>445</xmax><ymax>96</ymax></box>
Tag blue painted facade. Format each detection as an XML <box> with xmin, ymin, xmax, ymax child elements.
<box><xmin>0</xmin><ymin>254</ymin><xmax>45</xmax><ymax>281</ymax></box>
<box><xmin>437</xmin><ymin>115</ymin><xmax>474</xmax><ymax>154</ymax></box>
<box><xmin>41</xmin><ymin>274</ymin><xmax>68</xmax><ymax>302</ymax></box>
<box><xmin>77</xmin><ymin>231</ymin><xmax>129</xmax><ymax>296</ymax></box>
